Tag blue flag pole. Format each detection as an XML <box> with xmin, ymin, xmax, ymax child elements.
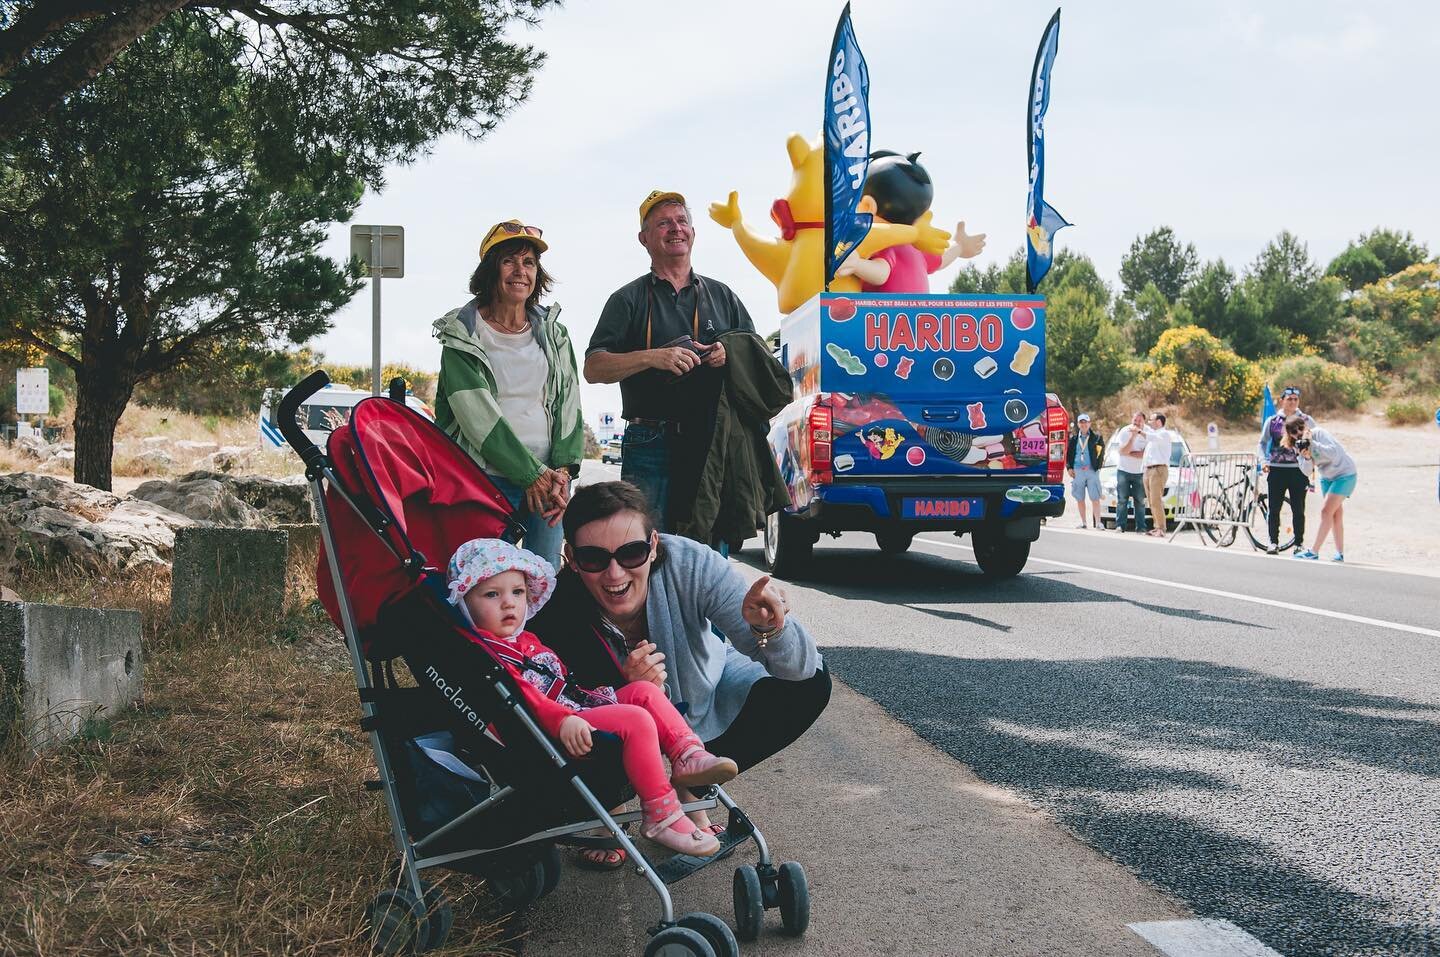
<box><xmin>1261</xmin><ymin>383</ymin><xmax>1276</xmax><ymax>426</ymax></box>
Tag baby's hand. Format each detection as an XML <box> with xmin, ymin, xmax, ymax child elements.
<box><xmin>558</xmin><ymin>715</ymin><xmax>593</xmax><ymax>757</ymax></box>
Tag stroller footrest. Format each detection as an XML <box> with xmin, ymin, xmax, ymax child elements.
<box><xmin>652</xmin><ymin>827</ymin><xmax>751</xmax><ymax>885</ymax></box>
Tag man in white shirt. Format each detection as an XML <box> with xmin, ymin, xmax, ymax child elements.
<box><xmin>1142</xmin><ymin>412</ymin><xmax>1175</xmax><ymax>537</ymax></box>
<box><xmin>1115</xmin><ymin>411</ymin><xmax>1148</xmax><ymax>533</ymax></box>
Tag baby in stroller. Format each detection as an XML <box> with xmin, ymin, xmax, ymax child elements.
<box><xmin>446</xmin><ymin>537</ymin><xmax>738</xmax><ymax>857</ymax></box>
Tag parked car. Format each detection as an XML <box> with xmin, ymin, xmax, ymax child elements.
<box><xmin>599</xmin><ymin>430</ymin><xmax>624</xmax><ymax>465</ymax></box>
<box><xmin>1098</xmin><ymin>427</ymin><xmax>1194</xmax><ymax>530</ymax></box>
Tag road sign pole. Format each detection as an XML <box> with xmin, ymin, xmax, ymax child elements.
<box><xmin>371</xmin><ymin>225</ymin><xmax>383</xmax><ymax>396</ymax></box>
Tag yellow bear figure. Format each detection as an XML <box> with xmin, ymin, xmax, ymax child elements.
<box><xmin>709</xmin><ymin>134</ymin><xmax>951</xmax><ymax>315</ymax></box>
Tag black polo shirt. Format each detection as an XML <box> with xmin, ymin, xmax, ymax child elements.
<box><xmin>588</xmin><ymin>270</ymin><xmax>756</xmax><ymax>423</ymax></box>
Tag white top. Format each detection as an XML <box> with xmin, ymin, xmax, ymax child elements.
<box><xmin>1142</xmin><ymin>427</ymin><xmax>1174</xmax><ymax>468</ymax></box>
<box><xmin>475</xmin><ymin>319</ymin><xmax>551</xmax><ymax>463</ymax></box>
<box><xmin>1116</xmin><ymin>426</ymin><xmax>1147</xmax><ymax>474</ymax></box>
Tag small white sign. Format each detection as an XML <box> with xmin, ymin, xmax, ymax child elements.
<box><xmin>16</xmin><ymin>368</ymin><xmax>49</xmax><ymax>415</ymax></box>
<box><xmin>598</xmin><ymin>412</ymin><xmax>615</xmax><ymax>428</ymax></box>
<box><xmin>1206</xmin><ymin>421</ymin><xmax>1219</xmax><ymax>450</ymax></box>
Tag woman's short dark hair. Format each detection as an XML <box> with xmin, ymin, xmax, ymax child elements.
<box><xmin>468</xmin><ymin>237</ymin><xmax>553</xmax><ymax>309</ymax></box>
<box><xmin>563</xmin><ymin>481</ymin><xmax>660</xmax><ymax>549</ymax></box>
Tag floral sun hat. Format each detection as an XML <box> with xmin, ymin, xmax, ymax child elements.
<box><xmin>446</xmin><ymin>538</ymin><xmax>556</xmax><ymax>621</ymax></box>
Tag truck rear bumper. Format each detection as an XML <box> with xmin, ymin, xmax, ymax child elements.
<box><xmin>791</xmin><ymin>480</ymin><xmax>1066</xmax><ymax>536</ymax></box>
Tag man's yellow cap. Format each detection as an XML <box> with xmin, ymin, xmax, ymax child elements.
<box><xmin>638</xmin><ymin>190</ymin><xmax>687</xmax><ymax>225</ymax></box>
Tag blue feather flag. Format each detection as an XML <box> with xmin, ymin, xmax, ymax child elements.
<box><xmin>1025</xmin><ymin>9</ymin><xmax>1069</xmax><ymax>293</ymax></box>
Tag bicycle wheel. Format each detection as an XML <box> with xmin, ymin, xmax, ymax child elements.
<box><xmin>1198</xmin><ymin>494</ymin><xmax>1237</xmax><ymax>547</ymax></box>
<box><xmin>1245</xmin><ymin>491</ymin><xmax>1296</xmax><ymax>551</ymax></box>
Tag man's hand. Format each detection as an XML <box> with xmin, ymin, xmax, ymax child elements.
<box><xmin>1067</xmin><ymin>467</ymin><xmax>1075</xmax><ymax>478</ymax></box>
<box><xmin>621</xmin><ymin>640</ymin><xmax>667</xmax><ymax>688</ymax></box>
<box><xmin>699</xmin><ymin>340</ymin><xmax>726</xmax><ymax>368</ymax></box>
<box><xmin>742</xmin><ymin>575</ymin><xmax>788</xmax><ymax>634</ymax></box>
<box><xmin>558</xmin><ymin>715</ymin><xmax>594</xmax><ymax>757</ymax></box>
<box><xmin>650</xmin><ymin>346</ymin><xmax>701</xmax><ymax>376</ymax></box>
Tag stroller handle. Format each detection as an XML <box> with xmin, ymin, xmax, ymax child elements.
<box><xmin>278</xmin><ymin>370</ymin><xmax>331</xmax><ymax>470</ymax></box>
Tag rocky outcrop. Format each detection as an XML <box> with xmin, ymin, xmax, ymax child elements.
<box><xmin>131</xmin><ymin>471</ymin><xmax>312</xmax><ymax>525</ymax></box>
<box><xmin>0</xmin><ymin>474</ymin><xmax>192</xmax><ymax>573</ymax></box>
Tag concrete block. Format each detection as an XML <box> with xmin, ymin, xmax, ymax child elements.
<box><xmin>171</xmin><ymin>526</ymin><xmax>288</xmax><ymax>624</ymax></box>
<box><xmin>0</xmin><ymin>601</ymin><xmax>144</xmax><ymax>748</ymax></box>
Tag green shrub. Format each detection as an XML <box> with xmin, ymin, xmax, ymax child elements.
<box><xmin>1385</xmin><ymin>399</ymin><xmax>1432</xmax><ymax>426</ymax></box>
<box><xmin>1264</xmin><ymin>355</ymin><xmax>1372</xmax><ymax>413</ymax></box>
<box><xmin>1146</xmin><ymin>325</ymin><xmax>1262</xmax><ymax>419</ymax></box>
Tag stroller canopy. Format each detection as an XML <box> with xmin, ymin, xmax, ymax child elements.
<box><xmin>317</xmin><ymin>397</ymin><xmax>512</xmax><ymax>652</ymax></box>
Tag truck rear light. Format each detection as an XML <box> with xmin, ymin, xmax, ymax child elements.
<box><xmin>1045</xmin><ymin>393</ymin><xmax>1069</xmax><ymax>485</ymax></box>
<box><xmin>808</xmin><ymin>402</ymin><xmax>833</xmax><ymax>486</ymax></box>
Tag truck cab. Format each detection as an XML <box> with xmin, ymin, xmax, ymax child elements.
<box><xmin>765</xmin><ymin>292</ymin><xmax>1067</xmax><ymax>578</ymax></box>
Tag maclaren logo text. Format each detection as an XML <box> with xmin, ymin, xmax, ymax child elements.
<box><xmin>426</xmin><ymin>665</ymin><xmax>484</xmax><ymax>727</ymax></box>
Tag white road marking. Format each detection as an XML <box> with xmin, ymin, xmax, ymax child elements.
<box><xmin>914</xmin><ymin>537</ymin><xmax>1440</xmax><ymax>640</ymax></box>
<box><xmin>1127</xmin><ymin>919</ymin><xmax>1283</xmax><ymax>956</ymax></box>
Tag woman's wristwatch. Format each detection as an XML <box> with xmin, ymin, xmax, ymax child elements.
<box><xmin>749</xmin><ymin>621</ymin><xmax>783</xmax><ymax>648</ymax></box>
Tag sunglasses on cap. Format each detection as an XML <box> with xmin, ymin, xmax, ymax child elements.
<box><xmin>570</xmin><ymin>539</ymin><xmax>652</xmax><ymax>574</ymax></box>
<box><xmin>484</xmin><ymin>221</ymin><xmax>542</xmax><ymax>243</ymax></box>
<box><xmin>1281</xmin><ymin>387</ymin><xmax>1301</xmax><ymax>398</ymax></box>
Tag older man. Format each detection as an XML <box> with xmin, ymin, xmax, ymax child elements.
<box><xmin>585</xmin><ymin>190</ymin><xmax>757</xmax><ymax>529</ymax></box>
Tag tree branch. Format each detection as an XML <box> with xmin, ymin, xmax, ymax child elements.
<box><xmin>0</xmin><ymin>0</ymin><xmax>120</xmax><ymax>79</ymax></box>
<box><xmin>11</xmin><ymin>326</ymin><xmax>80</xmax><ymax>370</ymax></box>
<box><xmin>0</xmin><ymin>0</ymin><xmax>188</xmax><ymax>141</ymax></box>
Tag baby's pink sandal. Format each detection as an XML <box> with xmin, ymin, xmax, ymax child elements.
<box><xmin>642</xmin><ymin>792</ymin><xmax>721</xmax><ymax>857</ymax></box>
<box><xmin>670</xmin><ymin>745</ymin><xmax>739</xmax><ymax>789</ymax></box>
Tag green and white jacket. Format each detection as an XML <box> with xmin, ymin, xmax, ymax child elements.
<box><xmin>432</xmin><ymin>299</ymin><xmax>584</xmax><ymax>486</ymax></box>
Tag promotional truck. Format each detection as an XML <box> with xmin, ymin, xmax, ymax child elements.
<box><xmin>764</xmin><ymin>292</ymin><xmax>1068</xmax><ymax>578</ymax></box>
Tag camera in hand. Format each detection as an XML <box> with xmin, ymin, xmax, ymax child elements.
<box><xmin>1293</xmin><ymin>437</ymin><xmax>1310</xmax><ymax>452</ymax></box>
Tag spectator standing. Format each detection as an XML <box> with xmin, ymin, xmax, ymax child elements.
<box><xmin>1115</xmin><ymin>411</ymin><xmax>1148</xmax><ymax>533</ymax></box>
<box><xmin>433</xmin><ymin>220</ymin><xmax>583</xmax><ymax>569</ymax></box>
<box><xmin>1257</xmin><ymin>386</ymin><xmax>1316</xmax><ymax>555</ymax></box>
<box><xmin>584</xmin><ymin>191</ymin><xmax>757</xmax><ymax>530</ymax></box>
<box><xmin>1066</xmin><ymin>413</ymin><xmax>1104</xmax><ymax>528</ymax></box>
<box><xmin>1142</xmin><ymin>412</ymin><xmax>1175</xmax><ymax>538</ymax></box>
<box><xmin>1286</xmin><ymin>417</ymin><xmax>1357</xmax><ymax>562</ymax></box>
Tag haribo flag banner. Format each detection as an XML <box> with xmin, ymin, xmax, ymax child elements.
<box><xmin>1025</xmin><ymin>8</ymin><xmax>1070</xmax><ymax>293</ymax></box>
<box><xmin>824</xmin><ymin>3</ymin><xmax>874</xmax><ymax>286</ymax></box>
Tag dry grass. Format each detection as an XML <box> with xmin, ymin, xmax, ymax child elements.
<box><xmin>0</xmin><ymin>541</ymin><xmax>515</xmax><ymax>955</ymax></box>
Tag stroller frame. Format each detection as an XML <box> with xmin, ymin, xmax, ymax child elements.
<box><xmin>280</xmin><ymin>373</ymin><xmax>804</xmax><ymax>956</ymax></box>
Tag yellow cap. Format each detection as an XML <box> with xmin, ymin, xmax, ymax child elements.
<box><xmin>638</xmin><ymin>190</ymin><xmax>687</xmax><ymax>225</ymax></box>
<box><xmin>478</xmin><ymin>220</ymin><xmax>548</xmax><ymax>261</ymax></box>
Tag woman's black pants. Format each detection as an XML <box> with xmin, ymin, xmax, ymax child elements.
<box><xmin>1267</xmin><ymin>467</ymin><xmax>1309</xmax><ymax>547</ymax></box>
<box><xmin>704</xmin><ymin>666</ymin><xmax>832</xmax><ymax>773</ymax></box>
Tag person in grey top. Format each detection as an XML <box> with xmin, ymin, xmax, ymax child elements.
<box><xmin>528</xmin><ymin>481</ymin><xmax>830</xmax><ymax>864</ymax></box>
<box><xmin>1284</xmin><ymin>416</ymin><xmax>1357</xmax><ymax>562</ymax></box>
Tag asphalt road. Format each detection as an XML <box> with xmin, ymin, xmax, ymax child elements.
<box><xmin>758</xmin><ymin>524</ymin><xmax>1440</xmax><ymax>956</ymax></box>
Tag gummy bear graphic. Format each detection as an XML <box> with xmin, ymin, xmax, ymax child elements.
<box><xmin>895</xmin><ymin>356</ymin><xmax>914</xmax><ymax>380</ymax></box>
<box><xmin>966</xmin><ymin>402</ymin><xmax>987</xmax><ymax>430</ymax></box>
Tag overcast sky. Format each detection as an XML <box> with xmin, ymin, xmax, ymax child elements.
<box><xmin>312</xmin><ymin>0</ymin><xmax>1440</xmax><ymax>428</ymax></box>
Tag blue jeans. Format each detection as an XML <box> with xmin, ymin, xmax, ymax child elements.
<box><xmin>620</xmin><ymin>422</ymin><xmax>671</xmax><ymax>530</ymax></box>
<box><xmin>1115</xmin><ymin>469</ymin><xmax>1148</xmax><ymax>531</ymax></box>
<box><xmin>487</xmin><ymin>473</ymin><xmax>565</xmax><ymax>571</ymax></box>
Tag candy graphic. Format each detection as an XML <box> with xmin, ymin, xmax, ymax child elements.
<box><xmin>1004</xmin><ymin>398</ymin><xmax>1029</xmax><ymax>423</ymax></box>
<box><xmin>906</xmin><ymin>446</ymin><xmax>927</xmax><ymax>466</ymax></box>
<box><xmin>973</xmin><ymin>356</ymin><xmax>998</xmax><ymax>379</ymax></box>
<box><xmin>895</xmin><ymin>356</ymin><xmax>914</xmax><ymax>379</ymax></box>
<box><xmin>874</xmin><ymin>353</ymin><xmax>889</xmax><ymax>368</ymax></box>
<box><xmin>933</xmin><ymin>357</ymin><xmax>955</xmax><ymax>381</ymax></box>
<box><xmin>966</xmin><ymin>402</ymin><xmax>987</xmax><ymax>430</ymax></box>
<box><xmin>828</xmin><ymin>298</ymin><xmax>857</xmax><ymax>321</ymax></box>
<box><xmin>1010</xmin><ymin>306</ymin><xmax>1036</xmax><ymax>330</ymax></box>
<box><xmin>1010</xmin><ymin>340</ymin><xmax>1039</xmax><ymax>375</ymax></box>
<box><xmin>834</xmin><ymin>453</ymin><xmax>856</xmax><ymax>472</ymax></box>
<box><xmin>912</xmin><ymin>423</ymin><xmax>974</xmax><ymax>463</ymax></box>
<box><xmin>1005</xmin><ymin>485</ymin><xmax>1052</xmax><ymax>504</ymax></box>
<box><xmin>826</xmin><ymin>342</ymin><xmax>867</xmax><ymax>375</ymax></box>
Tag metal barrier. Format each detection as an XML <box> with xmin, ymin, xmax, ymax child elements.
<box><xmin>1169</xmin><ymin>451</ymin><xmax>1262</xmax><ymax>548</ymax></box>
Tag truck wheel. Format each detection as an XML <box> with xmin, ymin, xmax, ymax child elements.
<box><xmin>875</xmin><ymin>531</ymin><xmax>913</xmax><ymax>554</ymax></box>
<box><xmin>972</xmin><ymin>533</ymin><xmax>1030</xmax><ymax>579</ymax></box>
<box><xmin>764</xmin><ymin>510</ymin><xmax>813</xmax><ymax>577</ymax></box>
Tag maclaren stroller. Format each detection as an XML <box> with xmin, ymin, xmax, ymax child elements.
<box><xmin>279</xmin><ymin>373</ymin><xmax>811</xmax><ymax>956</ymax></box>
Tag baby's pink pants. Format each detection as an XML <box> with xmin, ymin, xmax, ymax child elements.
<box><xmin>581</xmin><ymin>681</ymin><xmax>699</xmax><ymax>801</ymax></box>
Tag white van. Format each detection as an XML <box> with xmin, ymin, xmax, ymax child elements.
<box><xmin>258</xmin><ymin>383</ymin><xmax>434</xmax><ymax>451</ymax></box>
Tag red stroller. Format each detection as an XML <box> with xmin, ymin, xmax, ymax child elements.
<box><xmin>280</xmin><ymin>373</ymin><xmax>809</xmax><ymax>955</ymax></box>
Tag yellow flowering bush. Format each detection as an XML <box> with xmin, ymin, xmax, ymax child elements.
<box><xmin>1147</xmin><ymin>325</ymin><xmax>1263</xmax><ymax>418</ymax></box>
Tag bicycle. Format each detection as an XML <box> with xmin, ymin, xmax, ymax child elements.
<box><xmin>1195</xmin><ymin>468</ymin><xmax>1296</xmax><ymax>551</ymax></box>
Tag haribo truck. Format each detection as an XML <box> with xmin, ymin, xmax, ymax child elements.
<box><xmin>762</xmin><ymin>292</ymin><xmax>1068</xmax><ymax>578</ymax></box>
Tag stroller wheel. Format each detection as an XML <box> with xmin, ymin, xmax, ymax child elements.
<box><xmin>366</xmin><ymin>888</ymin><xmax>426</xmax><ymax>954</ymax></box>
<box><xmin>677</xmin><ymin>912</ymin><xmax>739</xmax><ymax>957</ymax></box>
<box><xmin>418</xmin><ymin>883</ymin><xmax>453</xmax><ymax>952</ymax></box>
<box><xmin>644</xmin><ymin>925</ymin><xmax>717</xmax><ymax>957</ymax></box>
<box><xmin>536</xmin><ymin>842</ymin><xmax>563</xmax><ymax>899</ymax></box>
<box><xmin>776</xmin><ymin>861</ymin><xmax>810</xmax><ymax>937</ymax></box>
<box><xmin>731</xmin><ymin>865</ymin><xmax>764</xmax><ymax>942</ymax></box>
<box><xmin>485</xmin><ymin>847</ymin><xmax>551</xmax><ymax>911</ymax></box>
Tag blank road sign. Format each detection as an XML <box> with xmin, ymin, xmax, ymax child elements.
<box><xmin>350</xmin><ymin>225</ymin><xmax>405</xmax><ymax>278</ymax></box>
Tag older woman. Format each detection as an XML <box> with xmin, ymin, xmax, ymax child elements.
<box><xmin>434</xmin><ymin>220</ymin><xmax>584</xmax><ymax>569</ymax></box>
<box><xmin>527</xmin><ymin>480</ymin><xmax>831</xmax><ymax>868</ymax></box>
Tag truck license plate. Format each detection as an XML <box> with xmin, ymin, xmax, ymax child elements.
<box><xmin>902</xmin><ymin>497</ymin><xmax>985</xmax><ymax>519</ymax></box>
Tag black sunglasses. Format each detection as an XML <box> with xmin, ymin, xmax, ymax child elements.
<box><xmin>571</xmin><ymin>539</ymin><xmax>651</xmax><ymax>574</ymax></box>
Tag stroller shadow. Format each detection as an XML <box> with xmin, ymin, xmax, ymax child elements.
<box><xmin>818</xmin><ymin>645</ymin><xmax>1440</xmax><ymax>955</ymax></box>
